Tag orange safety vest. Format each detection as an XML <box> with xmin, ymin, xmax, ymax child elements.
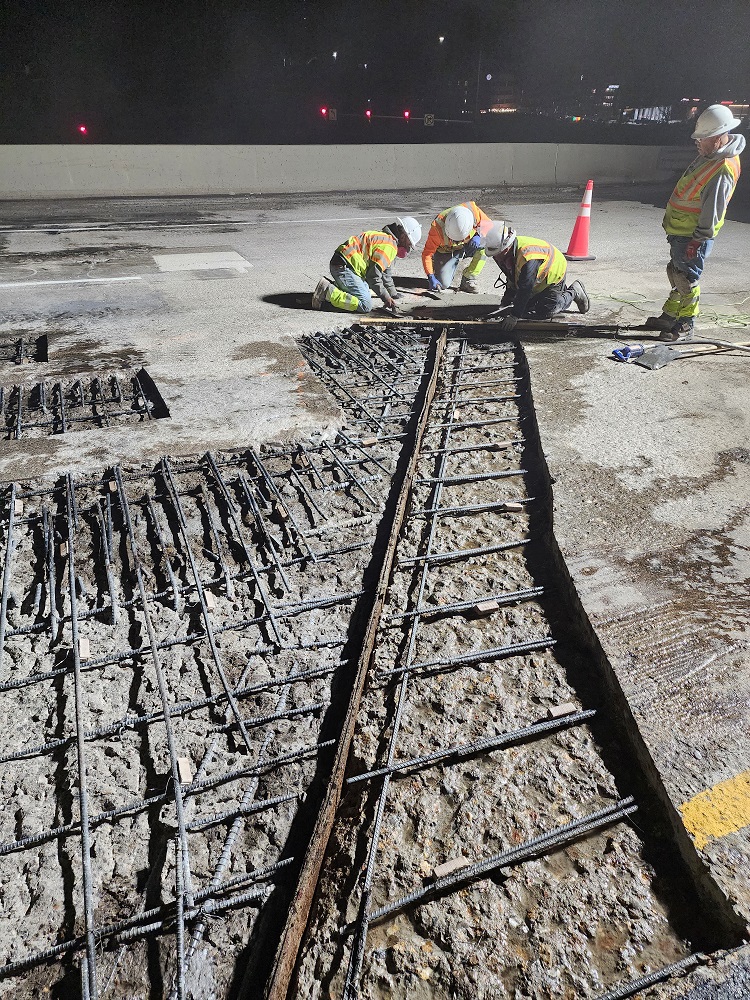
<box><xmin>664</xmin><ymin>154</ymin><xmax>741</xmax><ymax>236</ymax></box>
<box><xmin>422</xmin><ymin>201</ymin><xmax>492</xmax><ymax>274</ymax></box>
<box><xmin>337</xmin><ymin>231</ymin><xmax>398</xmax><ymax>278</ymax></box>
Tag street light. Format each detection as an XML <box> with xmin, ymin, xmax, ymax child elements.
<box><xmin>438</xmin><ymin>36</ymin><xmax>445</xmax><ymax>43</ymax></box>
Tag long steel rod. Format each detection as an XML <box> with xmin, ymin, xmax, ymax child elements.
<box><xmin>343</xmin><ymin>337</ymin><xmax>467</xmax><ymax>997</ymax></box>
<box><xmin>65</xmin><ymin>474</ymin><xmax>98</xmax><ymax>998</ymax></box>
<box><xmin>0</xmin><ymin>484</ymin><xmax>17</xmax><ymax>677</ymax></box>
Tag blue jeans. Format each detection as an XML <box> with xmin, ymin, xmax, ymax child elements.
<box><xmin>329</xmin><ymin>256</ymin><xmax>372</xmax><ymax>313</ymax></box>
<box><xmin>664</xmin><ymin>235</ymin><xmax>714</xmax><ymax>319</ymax></box>
<box><xmin>433</xmin><ymin>245</ymin><xmax>480</xmax><ymax>287</ymax></box>
<box><xmin>667</xmin><ymin>234</ymin><xmax>713</xmax><ymax>283</ymax></box>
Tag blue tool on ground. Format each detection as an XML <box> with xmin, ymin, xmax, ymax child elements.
<box><xmin>612</xmin><ymin>344</ymin><xmax>645</xmax><ymax>362</ymax></box>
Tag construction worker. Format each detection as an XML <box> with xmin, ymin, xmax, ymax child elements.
<box><xmin>311</xmin><ymin>217</ymin><xmax>422</xmax><ymax>314</ymax></box>
<box><xmin>646</xmin><ymin>104</ymin><xmax>745</xmax><ymax>342</ymax></box>
<box><xmin>482</xmin><ymin>222</ymin><xmax>589</xmax><ymax>329</ymax></box>
<box><xmin>422</xmin><ymin>202</ymin><xmax>492</xmax><ymax>293</ymax></box>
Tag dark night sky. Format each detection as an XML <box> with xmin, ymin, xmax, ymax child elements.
<box><xmin>1</xmin><ymin>0</ymin><xmax>749</xmax><ymax>142</ymax></box>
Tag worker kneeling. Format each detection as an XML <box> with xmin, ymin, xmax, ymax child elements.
<box><xmin>311</xmin><ymin>217</ymin><xmax>422</xmax><ymax>314</ymax></box>
<box><xmin>422</xmin><ymin>202</ymin><xmax>492</xmax><ymax>293</ymax></box>
<box><xmin>483</xmin><ymin>222</ymin><xmax>589</xmax><ymax>330</ymax></box>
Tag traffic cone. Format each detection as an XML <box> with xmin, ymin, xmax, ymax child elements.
<box><xmin>564</xmin><ymin>179</ymin><xmax>596</xmax><ymax>261</ymax></box>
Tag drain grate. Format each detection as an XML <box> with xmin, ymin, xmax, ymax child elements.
<box><xmin>1</xmin><ymin>367</ymin><xmax>169</xmax><ymax>439</ymax></box>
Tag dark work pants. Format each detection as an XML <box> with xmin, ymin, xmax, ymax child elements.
<box><xmin>519</xmin><ymin>280</ymin><xmax>575</xmax><ymax>318</ymax></box>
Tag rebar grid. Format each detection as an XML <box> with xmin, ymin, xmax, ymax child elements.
<box><xmin>340</xmin><ymin>336</ymin><xmax>639</xmax><ymax>999</ymax></box>
<box><xmin>0</xmin><ymin>334</ymin><xmax>431</xmax><ymax>1000</ymax></box>
<box><xmin>1</xmin><ymin>370</ymin><xmax>161</xmax><ymax>439</ymax></box>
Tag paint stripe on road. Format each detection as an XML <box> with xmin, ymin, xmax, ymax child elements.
<box><xmin>0</xmin><ymin>215</ymin><xmax>384</xmax><ymax>235</ymax></box>
<box><xmin>679</xmin><ymin>770</ymin><xmax>750</xmax><ymax>851</ymax></box>
<box><xmin>0</xmin><ymin>275</ymin><xmax>145</xmax><ymax>289</ymax></box>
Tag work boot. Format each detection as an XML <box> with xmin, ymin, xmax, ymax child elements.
<box><xmin>644</xmin><ymin>312</ymin><xmax>677</xmax><ymax>331</ymax></box>
<box><xmin>311</xmin><ymin>276</ymin><xmax>331</xmax><ymax>310</ymax></box>
<box><xmin>570</xmin><ymin>280</ymin><xmax>590</xmax><ymax>314</ymax></box>
<box><xmin>660</xmin><ymin>317</ymin><xmax>694</xmax><ymax>342</ymax></box>
<box><xmin>460</xmin><ymin>275</ymin><xmax>479</xmax><ymax>293</ymax></box>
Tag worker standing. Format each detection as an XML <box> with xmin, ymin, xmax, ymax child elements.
<box><xmin>311</xmin><ymin>217</ymin><xmax>422</xmax><ymax>314</ymax></box>
<box><xmin>646</xmin><ymin>104</ymin><xmax>744</xmax><ymax>342</ymax></box>
<box><xmin>422</xmin><ymin>202</ymin><xmax>492</xmax><ymax>293</ymax></box>
<box><xmin>482</xmin><ymin>222</ymin><xmax>589</xmax><ymax>329</ymax></box>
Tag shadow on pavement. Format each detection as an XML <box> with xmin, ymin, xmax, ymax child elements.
<box><xmin>262</xmin><ymin>292</ymin><xmax>313</xmax><ymax>310</ymax></box>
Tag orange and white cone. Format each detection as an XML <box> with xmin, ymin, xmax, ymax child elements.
<box><xmin>564</xmin><ymin>179</ymin><xmax>596</xmax><ymax>261</ymax></box>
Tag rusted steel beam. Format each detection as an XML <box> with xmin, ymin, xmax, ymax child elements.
<box><xmin>261</xmin><ymin>330</ymin><xmax>447</xmax><ymax>1000</ymax></box>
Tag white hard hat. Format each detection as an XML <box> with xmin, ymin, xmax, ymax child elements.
<box><xmin>395</xmin><ymin>216</ymin><xmax>422</xmax><ymax>249</ymax></box>
<box><xmin>443</xmin><ymin>205</ymin><xmax>475</xmax><ymax>242</ymax></box>
<box><xmin>480</xmin><ymin>220</ymin><xmax>516</xmax><ymax>255</ymax></box>
<box><xmin>691</xmin><ymin>104</ymin><xmax>742</xmax><ymax>139</ymax></box>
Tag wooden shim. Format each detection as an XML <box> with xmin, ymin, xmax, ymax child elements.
<box><xmin>261</xmin><ymin>331</ymin><xmax>448</xmax><ymax>1000</ymax></box>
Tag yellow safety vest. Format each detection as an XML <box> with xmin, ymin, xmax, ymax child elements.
<box><xmin>664</xmin><ymin>154</ymin><xmax>741</xmax><ymax>236</ymax></box>
<box><xmin>515</xmin><ymin>236</ymin><xmax>567</xmax><ymax>291</ymax></box>
<box><xmin>337</xmin><ymin>231</ymin><xmax>398</xmax><ymax>278</ymax></box>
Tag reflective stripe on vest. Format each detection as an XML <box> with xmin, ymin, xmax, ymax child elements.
<box><xmin>665</xmin><ymin>154</ymin><xmax>741</xmax><ymax>234</ymax></box>
<box><xmin>515</xmin><ymin>236</ymin><xmax>567</xmax><ymax>290</ymax></box>
<box><xmin>337</xmin><ymin>231</ymin><xmax>398</xmax><ymax>278</ymax></box>
<box><xmin>668</xmin><ymin>155</ymin><xmax>740</xmax><ymax>213</ymax></box>
<box><xmin>435</xmin><ymin>201</ymin><xmax>483</xmax><ymax>252</ymax></box>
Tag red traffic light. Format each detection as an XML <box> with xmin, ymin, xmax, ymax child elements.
<box><xmin>404</xmin><ymin>110</ymin><xmax>410</xmax><ymax>119</ymax></box>
<box><xmin>365</xmin><ymin>109</ymin><xmax>372</xmax><ymax>119</ymax></box>
<box><xmin>320</xmin><ymin>107</ymin><xmax>327</xmax><ymax>116</ymax></box>
<box><xmin>77</xmin><ymin>124</ymin><xmax>88</xmax><ymax>135</ymax></box>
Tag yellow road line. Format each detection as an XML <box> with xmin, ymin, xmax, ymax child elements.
<box><xmin>680</xmin><ymin>770</ymin><xmax>750</xmax><ymax>851</ymax></box>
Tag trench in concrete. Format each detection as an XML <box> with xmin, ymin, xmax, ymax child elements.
<box><xmin>515</xmin><ymin>339</ymin><xmax>748</xmax><ymax>946</ymax></box>
<box><xmin>286</xmin><ymin>327</ymin><xmax>747</xmax><ymax>1000</ymax></box>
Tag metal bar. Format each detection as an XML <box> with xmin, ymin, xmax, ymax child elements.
<box><xmin>160</xmin><ymin>456</ymin><xmax>259</xmax><ymax>759</ymax></box>
<box><xmin>398</xmin><ymin>538</ymin><xmax>528</xmax><ymax>567</ymax></box>
<box><xmin>131</xmin><ymin>372</ymin><xmax>153</xmax><ymax>419</ymax></box>
<box><xmin>95</xmin><ymin>497</ymin><xmax>119</xmax><ymax>626</ymax></box>
<box><xmin>43</xmin><ymin>506</ymin><xmax>59</xmax><ymax>640</ymax></box>
<box><xmin>264</xmin><ymin>330</ymin><xmax>447</xmax><ymax>1000</ymax></box>
<box><xmin>237</xmin><ymin>472</ymin><xmax>292</xmax><ymax>592</ymax></box>
<box><xmin>343</xmin><ymin>336</ymin><xmax>467</xmax><ymax>998</ymax></box>
<box><xmin>56</xmin><ymin>382</ymin><xmax>67</xmax><ymax>434</ymax></box>
<box><xmin>0</xmin><ymin>484</ymin><xmax>17</xmax><ymax>677</ymax></box>
<box><xmin>205</xmin><ymin>452</ymin><xmax>284</xmax><ymax>644</ymax></box>
<box><xmin>381</xmin><ymin>636</ymin><xmax>556</xmax><ymax>680</ymax></box>
<box><xmin>200</xmin><ymin>485</ymin><xmax>235</xmax><ymax>599</ymax></box>
<box><xmin>14</xmin><ymin>386</ymin><xmax>23</xmax><ymax>439</ymax></box>
<box><xmin>366</xmin><ymin>798</ymin><xmax>638</xmax><ymax>926</ymax></box>
<box><xmin>323</xmin><ymin>441</ymin><xmax>379</xmax><ymax>509</ymax></box>
<box><xmin>386</xmin><ymin>585</ymin><xmax>544</xmax><ymax>622</ymax></box>
<box><xmin>593</xmin><ymin>953</ymin><xmax>703</xmax><ymax>1000</ymax></box>
<box><xmin>64</xmin><ymin>474</ymin><xmax>98</xmax><ymax>998</ymax></box>
<box><xmin>249</xmin><ymin>448</ymin><xmax>318</xmax><ymax>562</ymax></box>
<box><xmin>414</xmin><ymin>497</ymin><xmax>530</xmax><ymax>517</ymax></box>
<box><xmin>347</xmin><ymin>710</ymin><xmax>596</xmax><ymax>784</ymax></box>
<box><xmin>416</xmin><ymin>468</ymin><xmax>525</xmax><ymax>486</ymax></box>
<box><xmin>144</xmin><ymin>493</ymin><xmax>183</xmax><ymax>612</ymax></box>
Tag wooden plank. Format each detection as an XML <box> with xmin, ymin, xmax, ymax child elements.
<box><xmin>261</xmin><ymin>331</ymin><xmax>448</xmax><ymax>1000</ymax></box>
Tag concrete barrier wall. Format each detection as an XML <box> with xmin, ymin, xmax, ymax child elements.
<box><xmin>0</xmin><ymin>143</ymin><xmax>684</xmax><ymax>200</ymax></box>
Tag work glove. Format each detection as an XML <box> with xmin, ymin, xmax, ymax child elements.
<box><xmin>427</xmin><ymin>274</ymin><xmax>443</xmax><ymax>292</ymax></box>
<box><xmin>466</xmin><ymin>234</ymin><xmax>482</xmax><ymax>253</ymax></box>
<box><xmin>496</xmin><ymin>313</ymin><xmax>519</xmax><ymax>331</ymax></box>
<box><xmin>685</xmin><ymin>238</ymin><xmax>703</xmax><ymax>260</ymax></box>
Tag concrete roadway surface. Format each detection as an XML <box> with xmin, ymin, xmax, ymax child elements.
<box><xmin>1</xmin><ymin>186</ymin><xmax>749</xmax><ymax>996</ymax></box>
